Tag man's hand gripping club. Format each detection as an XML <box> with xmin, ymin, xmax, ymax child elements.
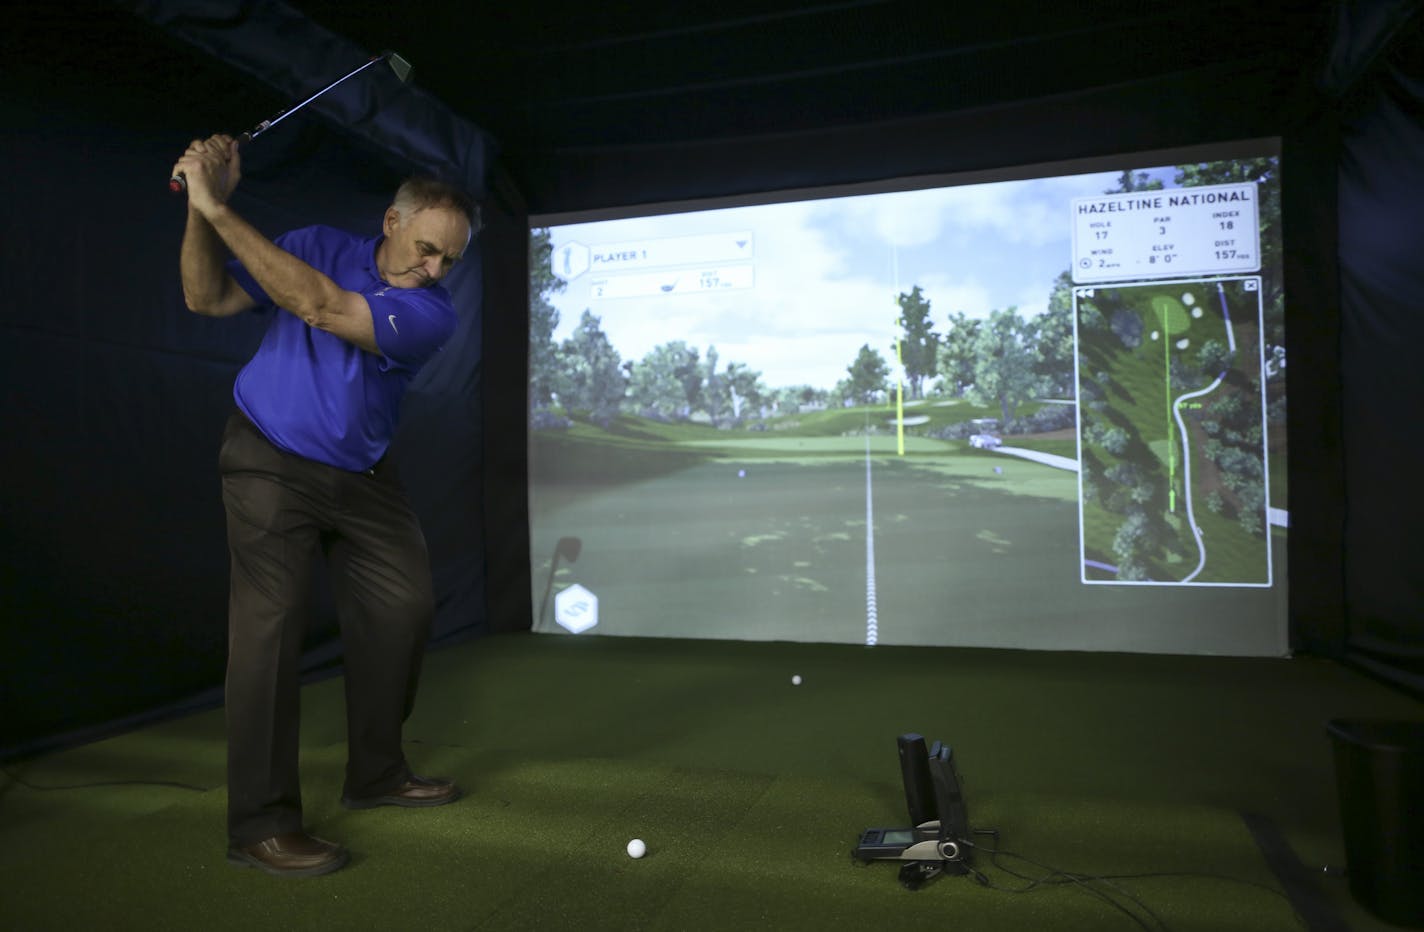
<box><xmin>172</xmin><ymin>134</ymin><xmax>242</xmax><ymax>214</ymax></box>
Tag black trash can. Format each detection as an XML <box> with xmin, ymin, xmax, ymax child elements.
<box><xmin>1326</xmin><ymin>718</ymin><xmax>1424</xmax><ymax>927</ymax></box>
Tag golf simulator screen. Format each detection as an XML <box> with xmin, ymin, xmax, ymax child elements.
<box><xmin>526</xmin><ymin>138</ymin><xmax>1287</xmax><ymax>655</ymax></box>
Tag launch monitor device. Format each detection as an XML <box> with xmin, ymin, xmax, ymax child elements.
<box><xmin>854</xmin><ymin>733</ymin><xmax>972</xmax><ymax>881</ymax></box>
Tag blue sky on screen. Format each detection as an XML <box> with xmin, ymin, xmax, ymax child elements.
<box><xmin>544</xmin><ymin>165</ymin><xmax>1181</xmax><ymax>390</ymax></box>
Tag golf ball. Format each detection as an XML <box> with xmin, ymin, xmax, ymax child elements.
<box><xmin>791</xmin><ymin>674</ymin><xmax>802</xmax><ymax>686</ymax></box>
<box><xmin>626</xmin><ymin>838</ymin><xmax>646</xmax><ymax>859</ymax></box>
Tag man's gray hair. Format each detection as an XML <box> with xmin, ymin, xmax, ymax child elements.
<box><xmin>391</xmin><ymin>177</ymin><xmax>481</xmax><ymax>233</ymax></box>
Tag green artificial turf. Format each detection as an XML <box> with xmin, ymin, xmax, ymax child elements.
<box><xmin>3</xmin><ymin>634</ymin><xmax>1422</xmax><ymax>931</ymax></box>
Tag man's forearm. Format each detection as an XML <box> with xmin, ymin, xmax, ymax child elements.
<box><xmin>180</xmin><ymin>208</ymin><xmax>237</xmax><ymax>314</ymax></box>
<box><xmin>202</xmin><ymin>203</ymin><xmax>344</xmax><ymax>322</ymax></box>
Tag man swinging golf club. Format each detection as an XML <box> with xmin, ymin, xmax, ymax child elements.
<box><xmin>173</xmin><ymin>133</ymin><xmax>477</xmax><ymax>877</ymax></box>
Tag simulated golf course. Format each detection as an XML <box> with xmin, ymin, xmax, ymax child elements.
<box><xmin>528</xmin><ymin>396</ymin><xmax>1287</xmax><ymax>654</ymax></box>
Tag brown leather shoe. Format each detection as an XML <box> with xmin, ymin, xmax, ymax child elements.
<box><xmin>226</xmin><ymin>831</ymin><xmax>349</xmax><ymax>877</ymax></box>
<box><xmin>341</xmin><ymin>774</ymin><xmax>463</xmax><ymax>810</ymax></box>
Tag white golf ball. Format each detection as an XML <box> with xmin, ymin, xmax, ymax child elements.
<box><xmin>626</xmin><ymin>838</ymin><xmax>646</xmax><ymax>859</ymax></box>
<box><xmin>791</xmin><ymin>674</ymin><xmax>802</xmax><ymax>686</ymax></box>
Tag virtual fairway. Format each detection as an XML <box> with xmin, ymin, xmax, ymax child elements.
<box><xmin>531</xmin><ymin>420</ymin><xmax>1287</xmax><ymax>654</ymax></box>
<box><xmin>533</xmin><ymin>443</ymin><xmax>1116</xmax><ymax>646</ymax></box>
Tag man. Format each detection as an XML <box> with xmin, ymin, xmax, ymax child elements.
<box><xmin>173</xmin><ymin>134</ymin><xmax>476</xmax><ymax>877</ymax></box>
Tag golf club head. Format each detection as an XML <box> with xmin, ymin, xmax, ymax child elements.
<box><xmin>556</xmin><ymin>537</ymin><xmax>582</xmax><ymax>563</ymax></box>
<box><xmin>383</xmin><ymin>50</ymin><xmax>414</xmax><ymax>84</ymax></box>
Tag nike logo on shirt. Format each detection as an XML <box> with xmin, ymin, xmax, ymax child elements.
<box><xmin>388</xmin><ymin>314</ymin><xmax>399</xmax><ymax>334</ymax></box>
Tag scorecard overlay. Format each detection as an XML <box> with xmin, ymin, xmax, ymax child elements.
<box><xmin>1072</xmin><ymin>183</ymin><xmax>1274</xmax><ymax>586</ymax></box>
<box><xmin>552</xmin><ymin>231</ymin><xmax>755</xmax><ymax>299</ymax></box>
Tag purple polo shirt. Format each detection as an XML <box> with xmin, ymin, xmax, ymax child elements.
<box><xmin>226</xmin><ymin>225</ymin><xmax>457</xmax><ymax>471</ymax></box>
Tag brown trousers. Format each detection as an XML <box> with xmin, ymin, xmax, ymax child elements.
<box><xmin>218</xmin><ymin>410</ymin><xmax>434</xmax><ymax>847</ymax></box>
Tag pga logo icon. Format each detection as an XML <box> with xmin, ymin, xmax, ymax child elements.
<box><xmin>554</xmin><ymin>584</ymin><xmax>599</xmax><ymax>634</ymax></box>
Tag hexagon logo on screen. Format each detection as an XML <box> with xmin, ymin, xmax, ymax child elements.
<box><xmin>552</xmin><ymin>242</ymin><xmax>589</xmax><ymax>282</ymax></box>
<box><xmin>554</xmin><ymin>583</ymin><xmax>599</xmax><ymax>634</ymax></box>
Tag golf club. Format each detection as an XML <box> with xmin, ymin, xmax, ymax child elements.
<box><xmin>169</xmin><ymin>50</ymin><xmax>413</xmax><ymax>193</ymax></box>
<box><xmin>537</xmin><ymin>537</ymin><xmax>583</xmax><ymax>631</ymax></box>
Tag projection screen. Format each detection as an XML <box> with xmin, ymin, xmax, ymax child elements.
<box><xmin>526</xmin><ymin>138</ymin><xmax>1286</xmax><ymax>655</ymax></box>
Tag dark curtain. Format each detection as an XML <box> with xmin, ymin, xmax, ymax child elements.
<box><xmin>1328</xmin><ymin>1</ymin><xmax>1424</xmax><ymax>694</ymax></box>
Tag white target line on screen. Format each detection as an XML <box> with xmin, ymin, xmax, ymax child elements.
<box><xmin>864</xmin><ymin>434</ymin><xmax>879</xmax><ymax>646</ymax></box>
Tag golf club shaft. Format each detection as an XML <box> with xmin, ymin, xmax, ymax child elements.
<box><xmin>169</xmin><ymin>53</ymin><xmax>394</xmax><ymax>193</ymax></box>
